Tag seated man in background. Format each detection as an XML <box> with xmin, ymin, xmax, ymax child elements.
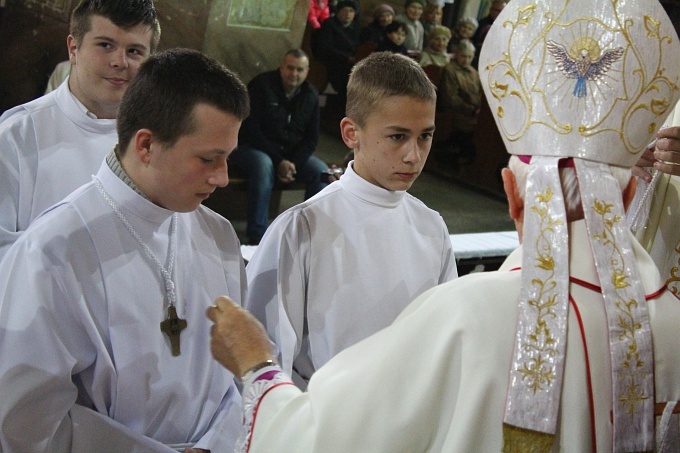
<box><xmin>244</xmin><ymin>52</ymin><xmax>457</xmax><ymax>389</ymax></box>
<box><xmin>0</xmin><ymin>0</ymin><xmax>160</xmax><ymax>260</ymax></box>
<box><xmin>229</xmin><ymin>49</ymin><xmax>329</xmax><ymax>245</ymax></box>
<box><xmin>0</xmin><ymin>48</ymin><xmax>250</xmax><ymax>452</ymax></box>
<box><xmin>207</xmin><ymin>1</ymin><xmax>680</xmax><ymax>450</ymax></box>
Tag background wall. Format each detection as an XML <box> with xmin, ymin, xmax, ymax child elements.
<box><xmin>2</xmin><ymin>0</ymin><xmax>678</xmax><ymax>113</ymax></box>
<box><xmin>0</xmin><ymin>0</ymin><xmax>309</xmax><ymax>113</ymax></box>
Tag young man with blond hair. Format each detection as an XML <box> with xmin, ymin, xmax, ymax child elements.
<box><xmin>245</xmin><ymin>52</ymin><xmax>457</xmax><ymax>389</ymax></box>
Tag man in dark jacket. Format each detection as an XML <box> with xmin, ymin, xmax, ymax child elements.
<box><xmin>230</xmin><ymin>49</ymin><xmax>329</xmax><ymax>244</ymax></box>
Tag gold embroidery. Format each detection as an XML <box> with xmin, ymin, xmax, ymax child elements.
<box><xmin>666</xmin><ymin>240</ymin><xmax>680</xmax><ymax>295</ymax></box>
<box><xmin>644</xmin><ymin>16</ymin><xmax>661</xmax><ymax>39</ymax></box>
<box><xmin>517</xmin><ymin>187</ymin><xmax>563</xmax><ymax>393</ymax></box>
<box><xmin>502</xmin><ymin>423</ymin><xmax>554</xmax><ymax>453</ymax></box>
<box><xmin>592</xmin><ymin>197</ymin><xmax>649</xmax><ymax>415</ymax></box>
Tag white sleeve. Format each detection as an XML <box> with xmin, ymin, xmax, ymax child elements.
<box><xmin>245</xmin><ymin>210</ymin><xmax>310</xmax><ymax>376</ymax></box>
<box><xmin>0</xmin><ymin>113</ymin><xmax>29</xmax><ymax>261</ymax></box>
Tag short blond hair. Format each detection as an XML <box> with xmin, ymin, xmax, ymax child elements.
<box><xmin>346</xmin><ymin>52</ymin><xmax>436</xmax><ymax>127</ymax></box>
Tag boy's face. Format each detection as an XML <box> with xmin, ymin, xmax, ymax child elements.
<box><xmin>141</xmin><ymin>103</ymin><xmax>240</xmax><ymax>212</ymax></box>
<box><xmin>387</xmin><ymin>28</ymin><xmax>407</xmax><ymax>46</ymax></box>
<box><xmin>337</xmin><ymin>6</ymin><xmax>356</xmax><ymax>25</ymax></box>
<box><xmin>67</xmin><ymin>15</ymin><xmax>154</xmax><ymax>119</ymax></box>
<box><xmin>454</xmin><ymin>50</ymin><xmax>474</xmax><ymax>67</ymax></box>
<box><xmin>405</xmin><ymin>3</ymin><xmax>424</xmax><ymax>21</ymax></box>
<box><xmin>458</xmin><ymin>23</ymin><xmax>475</xmax><ymax>39</ymax></box>
<box><xmin>342</xmin><ymin>95</ymin><xmax>435</xmax><ymax>191</ymax></box>
<box><xmin>377</xmin><ymin>11</ymin><xmax>393</xmax><ymax>27</ymax></box>
<box><xmin>429</xmin><ymin>35</ymin><xmax>449</xmax><ymax>53</ymax></box>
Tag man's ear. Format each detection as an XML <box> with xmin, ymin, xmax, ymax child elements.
<box><xmin>340</xmin><ymin>117</ymin><xmax>359</xmax><ymax>150</ymax></box>
<box><xmin>133</xmin><ymin>129</ymin><xmax>154</xmax><ymax>165</ymax></box>
<box><xmin>622</xmin><ymin>174</ymin><xmax>638</xmax><ymax>212</ymax></box>
<box><xmin>67</xmin><ymin>35</ymin><xmax>77</xmax><ymax>63</ymax></box>
<box><xmin>501</xmin><ymin>168</ymin><xmax>523</xmax><ymax>222</ymax></box>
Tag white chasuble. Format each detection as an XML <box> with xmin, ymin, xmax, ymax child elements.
<box><xmin>244</xmin><ymin>221</ymin><xmax>680</xmax><ymax>452</ymax></box>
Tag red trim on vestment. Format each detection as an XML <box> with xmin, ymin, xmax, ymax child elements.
<box><xmin>510</xmin><ymin>267</ymin><xmax>667</xmax><ymax>300</ymax></box>
<box><xmin>569</xmin><ymin>275</ymin><xmax>667</xmax><ymax>300</ymax></box>
<box><xmin>569</xmin><ymin>294</ymin><xmax>597</xmax><ymax>453</ymax></box>
<box><xmin>247</xmin><ymin>382</ymin><xmax>296</xmax><ymax>453</ymax></box>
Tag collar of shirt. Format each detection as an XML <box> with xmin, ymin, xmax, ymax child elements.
<box><xmin>106</xmin><ymin>146</ymin><xmax>148</xmax><ymax>199</ymax></box>
<box><xmin>339</xmin><ymin>161</ymin><xmax>406</xmax><ymax>208</ymax></box>
<box><xmin>66</xmin><ymin>84</ymin><xmax>100</xmax><ymax>119</ymax></box>
<box><xmin>51</xmin><ymin>80</ymin><xmax>117</xmax><ymax>134</ymax></box>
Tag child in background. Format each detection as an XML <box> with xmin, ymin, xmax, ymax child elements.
<box><xmin>376</xmin><ymin>20</ymin><xmax>409</xmax><ymax>56</ymax></box>
<box><xmin>360</xmin><ymin>3</ymin><xmax>395</xmax><ymax>45</ymax></box>
<box><xmin>395</xmin><ymin>0</ymin><xmax>425</xmax><ymax>54</ymax></box>
<box><xmin>419</xmin><ymin>25</ymin><xmax>451</xmax><ymax>67</ymax></box>
<box><xmin>438</xmin><ymin>39</ymin><xmax>482</xmax><ymax>164</ymax></box>
<box><xmin>308</xmin><ymin>0</ymin><xmax>330</xmax><ymax>29</ymax></box>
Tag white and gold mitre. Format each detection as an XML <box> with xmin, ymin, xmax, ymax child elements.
<box><xmin>480</xmin><ymin>0</ymin><xmax>680</xmax><ymax>166</ymax></box>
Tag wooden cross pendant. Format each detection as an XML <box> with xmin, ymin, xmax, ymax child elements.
<box><xmin>160</xmin><ymin>305</ymin><xmax>187</xmax><ymax>356</ymax></box>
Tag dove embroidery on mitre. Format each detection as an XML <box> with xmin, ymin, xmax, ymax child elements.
<box><xmin>547</xmin><ymin>39</ymin><xmax>624</xmax><ymax>98</ymax></box>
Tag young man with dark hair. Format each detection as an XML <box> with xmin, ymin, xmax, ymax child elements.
<box><xmin>0</xmin><ymin>0</ymin><xmax>160</xmax><ymax>260</ymax></box>
<box><xmin>0</xmin><ymin>48</ymin><xmax>249</xmax><ymax>452</ymax></box>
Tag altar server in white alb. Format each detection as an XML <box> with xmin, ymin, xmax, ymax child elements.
<box><xmin>0</xmin><ymin>48</ymin><xmax>250</xmax><ymax>452</ymax></box>
<box><xmin>207</xmin><ymin>1</ymin><xmax>680</xmax><ymax>451</ymax></box>
<box><xmin>0</xmin><ymin>0</ymin><xmax>160</xmax><ymax>260</ymax></box>
<box><xmin>244</xmin><ymin>52</ymin><xmax>457</xmax><ymax>387</ymax></box>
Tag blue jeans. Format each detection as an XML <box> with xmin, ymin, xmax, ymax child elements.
<box><xmin>229</xmin><ymin>145</ymin><xmax>328</xmax><ymax>242</ymax></box>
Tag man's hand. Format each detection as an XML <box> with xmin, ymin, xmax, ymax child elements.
<box><xmin>632</xmin><ymin>147</ymin><xmax>655</xmax><ymax>182</ymax></box>
<box><xmin>652</xmin><ymin>126</ymin><xmax>680</xmax><ymax>176</ymax></box>
<box><xmin>206</xmin><ymin>296</ymin><xmax>275</xmax><ymax>378</ymax></box>
<box><xmin>277</xmin><ymin>160</ymin><xmax>297</xmax><ymax>184</ymax></box>
<box><xmin>326</xmin><ymin>164</ymin><xmax>342</xmax><ymax>183</ymax></box>
<box><xmin>632</xmin><ymin>126</ymin><xmax>680</xmax><ymax>182</ymax></box>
